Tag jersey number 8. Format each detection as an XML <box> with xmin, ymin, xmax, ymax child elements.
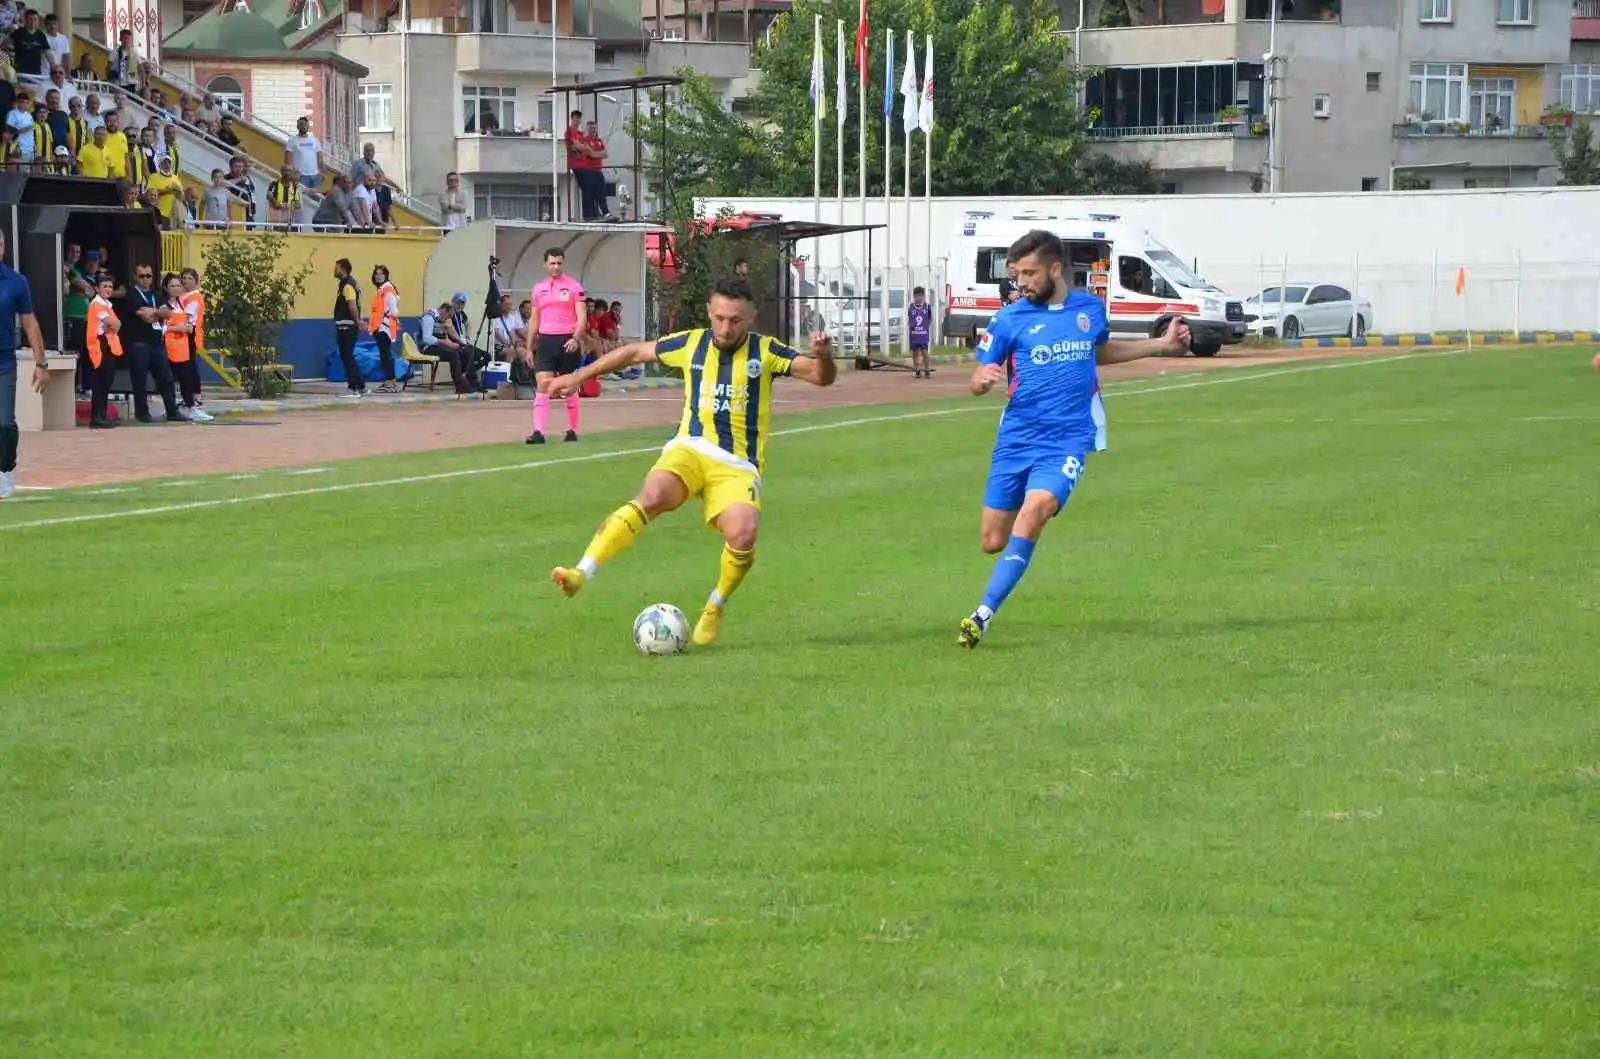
<box><xmin>1061</xmin><ymin>456</ymin><xmax>1083</xmax><ymax>481</ymax></box>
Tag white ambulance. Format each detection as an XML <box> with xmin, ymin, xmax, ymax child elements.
<box><xmin>943</xmin><ymin>210</ymin><xmax>1247</xmax><ymax>357</ymax></box>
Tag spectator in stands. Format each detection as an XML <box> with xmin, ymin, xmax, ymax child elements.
<box><xmin>0</xmin><ymin>2</ymin><xmax>17</xmax><ymax>35</ymax></box>
<box><xmin>64</xmin><ymin>96</ymin><xmax>86</xmax><ymax>156</ymax></box>
<box><xmin>46</xmin><ymin>141</ymin><xmax>64</xmax><ymax>172</ymax></box>
<box><xmin>75</xmin><ymin>123</ymin><xmax>107</xmax><ymax>177</ymax></box>
<box><xmin>160</xmin><ymin>272</ymin><xmax>210</xmax><ymax>420</ymax></box>
<box><xmin>419</xmin><ymin>295</ymin><xmax>476</xmax><ymax>395</ymax></box>
<box><xmin>42</xmin><ymin>14</ymin><xmax>65</xmax><ymax>71</ymax></box>
<box><xmin>331</xmin><ymin>257</ymin><xmax>366</xmax><ymax>398</ymax></box>
<box><xmin>147</xmin><ymin>157</ymin><xmax>182</xmax><ymax>226</ymax></box>
<box><xmin>110</xmin><ymin>29</ymin><xmax>137</xmax><ymax>92</ymax></box>
<box><xmin>7</xmin><ymin>91</ymin><xmax>35</xmax><ymax>164</ymax></box>
<box><xmin>216</xmin><ymin>114</ymin><xmax>240</xmax><ymax>148</ymax></box>
<box><xmin>196</xmin><ymin>93</ymin><xmax>219</xmax><ymax>126</ymax></box>
<box><xmin>118</xmin><ymin>261</ymin><xmax>182</xmax><ymax>423</ymax></box>
<box><xmin>69</xmin><ymin>51</ymin><xmax>94</xmax><ymax>82</ymax></box>
<box><xmin>133</xmin><ymin>125</ymin><xmax>158</xmax><ymax>184</ymax></box>
<box><xmin>28</xmin><ymin>99</ymin><xmax>53</xmax><ymax>165</ymax></box>
<box><xmin>267</xmin><ymin>165</ymin><xmax>301</xmax><ymax>228</ymax></box>
<box><xmin>161</xmin><ymin>122</ymin><xmax>180</xmax><ymax>169</ymax></box>
<box><xmin>285</xmin><ymin>116</ymin><xmax>321</xmax><ymax>190</ymax></box>
<box><xmin>311</xmin><ymin>172</ymin><xmax>358</xmax><ymax>230</ymax></box>
<box><xmin>101</xmin><ymin>109</ymin><xmax>130</xmax><ymax>181</ymax></box>
<box><xmin>565</xmin><ymin>110</ymin><xmax>599</xmax><ymax>219</ymax></box>
<box><xmin>367</xmin><ymin>264</ymin><xmax>400</xmax><ymax>394</ymax></box>
<box><xmin>226</xmin><ymin>155</ymin><xmax>256</xmax><ymax>226</ymax></box>
<box><xmin>179</xmin><ymin>98</ymin><xmax>196</xmax><ymax>126</ymax></box>
<box><xmin>181</xmin><ymin>185</ymin><xmax>199</xmax><ymax>223</ymax></box>
<box><xmin>352</xmin><ymin>170</ymin><xmax>381</xmax><ymax>232</ymax></box>
<box><xmin>0</xmin><ymin>126</ymin><xmax>16</xmax><ymax>167</ymax></box>
<box><xmin>81</xmin><ymin>91</ymin><xmax>103</xmax><ymax>131</ymax></box>
<box><xmin>201</xmin><ymin>167</ymin><xmax>231</xmax><ymax>227</ymax></box>
<box><xmin>350</xmin><ymin>141</ymin><xmax>382</xmax><ymax>188</ymax></box>
<box><xmin>439</xmin><ymin>170</ymin><xmax>467</xmax><ymax>230</ymax></box>
<box><xmin>44</xmin><ymin>68</ymin><xmax>74</xmax><ymax>109</ymax></box>
<box><xmin>11</xmin><ymin>9</ymin><xmax>47</xmax><ymax>78</ymax></box>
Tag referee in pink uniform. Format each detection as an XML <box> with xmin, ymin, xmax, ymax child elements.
<box><xmin>523</xmin><ymin>246</ymin><xmax>588</xmax><ymax>444</ymax></box>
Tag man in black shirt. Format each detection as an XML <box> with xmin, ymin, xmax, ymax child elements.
<box><xmin>11</xmin><ymin>10</ymin><xmax>49</xmax><ymax>79</ymax></box>
<box><xmin>332</xmin><ymin>257</ymin><xmax>367</xmax><ymax>397</ymax></box>
<box><xmin>118</xmin><ymin>262</ymin><xmax>181</xmax><ymax>423</ymax></box>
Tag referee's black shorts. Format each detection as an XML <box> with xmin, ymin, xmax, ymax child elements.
<box><xmin>533</xmin><ymin>333</ymin><xmax>580</xmax><ymax>375</ymax></box>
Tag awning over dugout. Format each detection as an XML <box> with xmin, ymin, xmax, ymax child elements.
<box><xmin>423</xmin><ymin>219</ymin><xmax>672</xmax><ymax>338</ymax></box>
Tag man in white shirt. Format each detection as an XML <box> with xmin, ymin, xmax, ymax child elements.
<box><xmin>490</xmin><ymin>293</ymin><xmax>523</xmax><ymax>361</ymax></box>
<box><xmin>42</xmin><ymin>14</ymin><xmax>69</xmax><ymax>72</ymax></box>
<box><xmin>284</xmin><ymin>116</ymin><xmax>322</xmax><ymax>191</ymax></box>
<box><xmin>439</xmin><ymin>170</ymin><xmax>468</xmax><ymax>230</ymax></box>
<box><xmin>6</xmin><ymin>95</ymin><xmax>36</xmax><ymax>164</ymax></box>
<box><xmin>82</xmin><ymin>92</ymin><xmax>105</xmax><ymax>131</ymax></box>
<box><xmin>350</xmin><ymin>171</ymin><xmax>380</xmax><ymax>230</ymax></box>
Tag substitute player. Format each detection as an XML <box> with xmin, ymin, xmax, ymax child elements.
<box><xmin>545</xmin><ymin>275</ymin><xmax>837</xmax><ymax>646</ymax></box>
<box><xmin>957</xmin><ymin>229</ymin><xmax>1190</xmax><ymax>648</ymax></box>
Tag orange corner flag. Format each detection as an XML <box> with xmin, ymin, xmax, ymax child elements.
<box><xmin>1455</xmin><ymin>266</ymin><xmax>1466</xmax><ymax>296</ymax></box>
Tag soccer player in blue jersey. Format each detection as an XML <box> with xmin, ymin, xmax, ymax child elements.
<box><xmin>957</xmin><ymin>229</ymin><xmax>1191</xmax><ymax>648</ymax></box>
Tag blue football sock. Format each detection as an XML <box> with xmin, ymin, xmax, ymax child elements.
<box><xmin>978</xmin><ymin>535</ymin><xmax>1037</xmax><ymax>619</ymax></box>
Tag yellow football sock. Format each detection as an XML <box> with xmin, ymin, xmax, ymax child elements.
<box><xmin>578</xmin><ymin>501</ymin><xmax>650</xmax><ymax>575</ymax></box>
<box><xmin>710</xmin><ymin>545</ymin><xmax>755</xmax><ymax>605</ymax></box>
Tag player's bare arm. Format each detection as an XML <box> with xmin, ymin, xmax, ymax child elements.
<box><xmin>970</xmin><ymin>361</ymin><xmax>1007</xmax><ymax>396</ymax></box>
<box><xmin>546</xmin><ymin>340</ymin><xmax>659</xmax><ymax>397</ymax></box>
<box><xmin>1098</xmin><ymin>317</ymin><xmax>1191</xmax><ymax>364</ymax></box>
<box><xmin>787</xmin><ymin>332</ymin><xmax>838</xmax><ymax>386</ymax></box>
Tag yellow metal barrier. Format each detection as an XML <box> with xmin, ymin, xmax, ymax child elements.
<box><xmin>160</xmin><ymin>230</ymin><xmax>189</xmax><ymax>273</ymax></box>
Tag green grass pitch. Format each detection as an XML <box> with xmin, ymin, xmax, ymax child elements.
<box><xmin>3</xmin><ymin>347</ymin><xmax>1597</xmax><ymax>1057</ymax></box>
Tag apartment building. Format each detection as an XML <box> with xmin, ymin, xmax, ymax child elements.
<box><xmin>1561</xmin><ymin>0</ymin><xmax>1600</xmax><ymax>110</ymax></box>
<box><xmin>635</xmin><ymin>0</ymin><xmax>787</xmax><ymax>43</ymax></box>
<box><xmin>1074</xmin><ymin>0</ymin><xmax>1569</xmax><ymax>192</ymax></box>
<box><xmin>332</xmin><ymin>0</ymin><xmax>752</xmax><ymax>221</ymax></box>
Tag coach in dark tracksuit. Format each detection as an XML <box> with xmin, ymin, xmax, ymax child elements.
<box><xmin>119</xmin><ymin>263</ymin><xmax>181</xmax><ymax>423</ymax></box>
<box><xmin>332</xmin><ymin>257</ymin><xmax>366</xmax><ymax>396</ymax></box>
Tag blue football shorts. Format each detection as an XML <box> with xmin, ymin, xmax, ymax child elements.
<box><xmin>982</xmin><ymin>442</ymin><xmax>1089</xmax><ymax>514</ymax></box>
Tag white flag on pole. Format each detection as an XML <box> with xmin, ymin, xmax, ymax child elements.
<box><xmin>835</xmin><ymin>20</ymin><xmax>847</xmax><ymax>130</ymax></box>
<box><xmin>918</xmin><ymin>38</ymin><xmax>934</xmax><ymax>134</ymax></box>
<box><xmin>810</xmin><ymin>14</ymin><xmax>825</xmax><ymax>123</ymax></box>
<box><xmin>900</xmin><ymin>32</ymin><xmax>918</xmax><ymax>136</ymax></box>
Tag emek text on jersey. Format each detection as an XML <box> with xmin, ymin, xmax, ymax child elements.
<box><xmin>707</xmin><ymin>379</ymin><xmax>749</xmax><ymax>414</ymax></box>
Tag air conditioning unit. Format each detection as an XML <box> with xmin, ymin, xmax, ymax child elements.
<box><xmin>1313</xmin><ymin>93</ymin><xmax>1332</xmax><ymax>119</ymax></box>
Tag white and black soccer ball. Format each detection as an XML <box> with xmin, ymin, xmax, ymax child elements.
<box><xmin>633</xmin><ymin>603</ymin><xmax>690</xmax><ymax>655</ymax></box>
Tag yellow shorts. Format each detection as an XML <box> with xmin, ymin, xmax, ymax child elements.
<box><xmin>650</xmin><ymin>444</ymin><xmax>761</xmax><ymax>526</ymax></box>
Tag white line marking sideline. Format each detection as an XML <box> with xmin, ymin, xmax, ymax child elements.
<box><xmin>0</xmin><ymin>347</ymin><xmax>1469</xmax><ymax>534</ymax></box>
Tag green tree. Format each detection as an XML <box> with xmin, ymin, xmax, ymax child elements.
<box><xmin>1550</xmin><ymin>116</ymin><xmax>1600</xmax><ymax>186</ymax></box>
<box><xmin>200</xmin><ymin>231</ymin><xmax>314</xmax><ymax>398</ymax></box>
<box><xmin>630</xmin><ymin>71</ymin><xmax>784</xmax><ymax>212</ymax></box>
<box><xmin>632</xmin><ymin>0</ymin><xmax>1157</xmax><ymax>201</ymax></box>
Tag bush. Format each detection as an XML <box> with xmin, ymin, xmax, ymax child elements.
<box><xmin>201</xmin><ymin>231</ymin><xmax>314</xmax><ymax>399</ymax></box>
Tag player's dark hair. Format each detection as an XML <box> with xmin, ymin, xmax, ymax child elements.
<box><xmin>710</xmin><ymin>276</ymin><xmax>757</xmax><ymax>304</ymax></box>
<box><xmin>1007</xmin><ymin>228</ymin><xmax>1065</xmax><ymax>267</ymax></box>
<box><xmin>545</xmin><ymin>246</ymin><xmax>564</xmax><ymax>261</ymax></box>
<box><xmin>913</xmin><ymin>285</ymin><xmax>925</xmax><ymax>295</ymax></box>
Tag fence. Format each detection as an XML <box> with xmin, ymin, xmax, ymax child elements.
<box><xmin>791</xmin><ymin>262</ymin><xmax>948</xmax><ymax>355</ymax></box>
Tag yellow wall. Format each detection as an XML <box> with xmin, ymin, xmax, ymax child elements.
<box><xmin>1470</xmin><ymin>65</ymin><xmax>1548</xmax><ymax>126</ymax></box>
<box><xmin>162</xmin><ymin>229</ymin><xmax>441</xmax><ymax>321</ymax></box>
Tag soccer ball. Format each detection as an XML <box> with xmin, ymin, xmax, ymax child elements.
<box><xmin>633</xmin><ymin>603</ymin><xmax>690</xmax><ymax>655</ymax></box>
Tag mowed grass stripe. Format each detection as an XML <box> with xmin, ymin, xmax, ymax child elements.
<box><xmin>3</xmin><ymin>345</ymin><xmax>1596</xmax><ymax>1057</ymax></box>
<box><xmin>0</xmin><ymin>345</ymin><xmax>1479</xmax><ymax>533</ymax></box>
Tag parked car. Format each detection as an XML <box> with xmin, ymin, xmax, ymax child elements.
<box><xmin>1243</xmin><ymin>282</ymin><xmax>1374</xmax><ymax>340</ymax></box>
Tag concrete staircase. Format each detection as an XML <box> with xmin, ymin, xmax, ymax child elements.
<box><xmin>70</xmin><ymin>35</ymin><xmax>440</xmax><ymax>229</ymax></box>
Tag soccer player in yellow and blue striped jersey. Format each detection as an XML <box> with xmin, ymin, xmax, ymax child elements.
<box><xmin>545</xmin><ymin>276</ymin><xmax>838</xmax><ymax>646</ymax></box>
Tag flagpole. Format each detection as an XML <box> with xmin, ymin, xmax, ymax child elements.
<box><xmin>856</xmin><ymin>0</ymin><xmax>868</xmax><ymax>361</ymax></box>
<box><xmin>551</xmin><ymin>0</ymin><xmax>560</xmax><ymax>221</ymax></box>
<box><xmin>835</xmin><ymin>19</ymin><xmax>845</xmax><ymax>328</ymax></box>
<box><xmin>921</xmin><ymin>33</ymin><xmax>934</xmax><ymax>344</ymax></box>
<box><xmin>811</xmin><ymin>12</ymin><xmax>822</xmax><ymax>335</ymax></box>
<box><xmin>881</xmin><ymin>26</ymin><xmax>892</xmax><ymax>359</ymax></box>
<box><xmin>901</xmin><ymin>30</ymin><xmax>914</xmax><ymax>354</ymax></box>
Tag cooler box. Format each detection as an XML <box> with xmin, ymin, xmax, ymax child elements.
<box><xmin>483</xmin><ymin>361</ymin><xmax>511</xmax><ymax>389</ymax></box>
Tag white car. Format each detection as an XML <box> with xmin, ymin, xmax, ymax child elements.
<box><xmin>1244</xmin><ymin>282</ymin><xmax>1374</xmax><ymax>341</ymax></box>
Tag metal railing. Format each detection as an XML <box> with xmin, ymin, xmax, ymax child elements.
<box><xmin>1576</xmin><ymin>0</ymin><xmax>1600</xmax><ymax>17</ymax></box>
<box><xmin>1392</xmin><ymin>122</ymin><xmax>1551</xmax><ymax>139</ymax></box>
<box><xmin>1088</xmin><ymin>120</ymin><xmax>1265</xmax><ymax>139</ymax></box>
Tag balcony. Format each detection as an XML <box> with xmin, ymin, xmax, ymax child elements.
<box><xmin>456</xmin><ymin>32</ymin><xmax>595</xmax><ymax>76</ymax></box>
<box><xmin>1391</xmin><ymin>121</ymin><xmax>1556</xmax><ymax>170</ymax></box>
<box><xmin>645</xmin><ymin>39</ymin><xmax>752</xmax><ymax>81</ymax></box>
<box><xmin>455</xmin><ymin>130</ymin><xmax>564</xmax><ymax>175</ymax></box>
<box><xmin>1576</xmin><ymin>0</ymin><xmax>1600</xmax><ymax>40</ymax></box>
<box><xmin>1090</xmin><ymin>121</ymin><xmax>1269</xmax><ymax>171</ymax></box>
<box><xmin>1076</xmin><ymin>0</ymin><xmax>1338</xmax><ymax>29</ymax></box>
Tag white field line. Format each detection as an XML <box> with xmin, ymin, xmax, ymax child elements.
<box><xmin>0</xmin><ymin>347</ymin><xmax>1470</xmax><ymax>534</ymax></box>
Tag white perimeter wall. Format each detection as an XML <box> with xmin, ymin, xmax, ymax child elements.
<box><xmin>698</xmin><ymin>189</ymin><xmax>1600</xmax><ymax>335</ymax></box>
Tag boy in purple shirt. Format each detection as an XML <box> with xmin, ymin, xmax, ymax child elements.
<box><xmin>907</xmin><ymin>285</ymin><xmax>933</xmax><ymax>379</ymax></box>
